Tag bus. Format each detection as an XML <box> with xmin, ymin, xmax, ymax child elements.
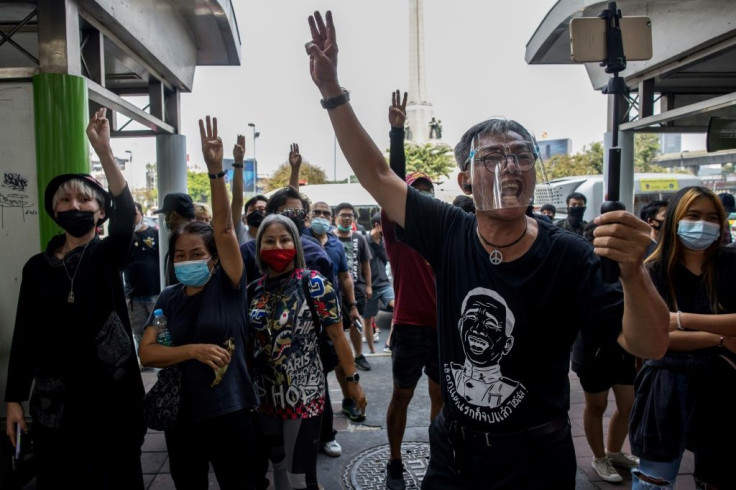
<box><xmin>534</xmin><ymin>173</ymin><xmax>703</xmax><ymax>221</ymax></box>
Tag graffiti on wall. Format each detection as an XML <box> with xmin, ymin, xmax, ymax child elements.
<box><xmin>0</xmin><ymin>172</ymin><xmax>36</xmax><ymax>229</ymax></box>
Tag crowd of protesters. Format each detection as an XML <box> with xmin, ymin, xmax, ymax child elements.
<box><xmin>5</xmin><ymin>9</ymin><xmax>736</xmax><ymax>490</ymax></box>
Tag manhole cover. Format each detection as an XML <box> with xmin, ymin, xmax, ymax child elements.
<box><xmin>342</xmin><ymin>442</ymin><xmax>430</xmax><ymax>489</ymax></box>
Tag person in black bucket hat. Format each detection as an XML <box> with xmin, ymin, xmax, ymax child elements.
<box><xmin>5</xmin><ymin>107</ymin><xmax>147</xmax><ymax>489</ymax></box>
<box><xmin>44</xmin><ymin>173</ymin><xmax>113</xmax><ymax>232</ymax></box>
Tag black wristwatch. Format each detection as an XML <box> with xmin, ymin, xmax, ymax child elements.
<box><xmin>321</xmin><ymin>88</ymin><xmax>350</xmax><ymax>109</ymax></box>
<box><xmin>349</xmin><ymin>302</ymin><xmax>358</xmax><ymax>308</ymax></box>
<box><xmin>345</xmin><ymin>372</ymin><xmax>360</xmax><ymax>383</ymax></box>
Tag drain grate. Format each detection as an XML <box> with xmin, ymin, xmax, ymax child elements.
<box><xmin>341</xmin><ymin>442</ymin><xmax>430</xmax><ymax>489</ymax></box>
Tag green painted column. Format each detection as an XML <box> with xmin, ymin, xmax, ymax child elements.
<box><xmin>33</xmin><ymin>73</ymin><xmax>89</xmax><ymax>248</ymax></box>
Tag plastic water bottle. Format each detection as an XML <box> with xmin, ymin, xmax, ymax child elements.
<box><xmin>153</xmin><ymin>309</ymin><xmax>172</xmax><ymax>346</ymax></box>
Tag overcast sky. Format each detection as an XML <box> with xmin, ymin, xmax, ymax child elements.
<box><xmin>108</xmin><ymin>0</ymin><xmax>703</xmax><ymax>190</ymax></box>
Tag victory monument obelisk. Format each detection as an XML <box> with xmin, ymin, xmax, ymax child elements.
<box><xmin>406</xmin><ymin>0</ymin><xmax>441</xmax><ymax>144</ymax></box>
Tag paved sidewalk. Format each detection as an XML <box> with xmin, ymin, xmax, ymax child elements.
<box><xmin>137</xmin><ymin>349</ymin><xmax>695</xmax><ymax>490</ymax></box>
<box><xmin>15</xmin><ymin>319</ymin><xmax>695</xmax><ymax>489</ymax></box>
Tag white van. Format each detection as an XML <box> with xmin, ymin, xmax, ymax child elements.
<box><xmin>534</xmin><ymin>173</ymin><xmax>703</xmax><ymax>221</ymax></box>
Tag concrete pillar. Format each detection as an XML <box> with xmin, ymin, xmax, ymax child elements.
<box><xmin>155</xmin><ymin>133</ymin><xmax>187</xmax><ymax>286</ymax></box>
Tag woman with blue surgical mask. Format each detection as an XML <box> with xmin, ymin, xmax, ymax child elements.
<box><xmin>138</xmin><ymin>116</ymin><xmax>259</xmax><ymax>489</ymax></box>
<box><xmin>629</xmin><ymin>186</ymin><xmax>736</xmax><ymax>490</ymax></box>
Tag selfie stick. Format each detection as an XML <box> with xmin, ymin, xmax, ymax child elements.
<box><xmin>599</xmin><ymin>2</ymin><xmax>628</xmax><ymax>282</ymax></box>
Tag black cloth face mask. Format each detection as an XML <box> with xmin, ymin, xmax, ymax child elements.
<box><xmin>246</xmin><ymin>210</ymin><xmax>264</xmax><ymax>228</ymax></box>
<box><xmin>55</xmin><ymin>210</ymin><xmax>96</xmax><ymax>237</ymax></box>
<box><xmin>568</xmin><ymin>206</ymin><xmax>586</xmax><ymax>222</ymax></box>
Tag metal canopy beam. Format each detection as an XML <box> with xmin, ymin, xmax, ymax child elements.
<box><xmin>88</xmin><ymin>79</ymin><xmax>174</xmax><ymax>134</ymax></box>
<box><xmin>620</xmin><ymin>91</ymin><xmax>736</xmax><ymax>131</ymax></box>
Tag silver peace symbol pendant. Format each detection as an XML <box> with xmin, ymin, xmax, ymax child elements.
<box><xmin>489</xmin><ymin>249</ymin><xmax>503</xmax><ymax>265</ymax></box>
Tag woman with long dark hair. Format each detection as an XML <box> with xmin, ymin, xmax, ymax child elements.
<box><xmin>631</xmin><ymin>186</ymin><xmax>736</xmax><ymax>489</ymax></box>
<box><xmin>248</xmin><ymin>213</ymin><xmax>366</xmax><ymax>490</ymax></box>
<box><xmin>138</xmin><ymin>116</ymin><xmax>258</xmax><ymax>489</ymax></box>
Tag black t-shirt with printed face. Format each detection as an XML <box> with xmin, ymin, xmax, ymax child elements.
<box><xmin>337</xmin><ymin>232</ymin><xmax>372</xmax><ymax>300</ymax></box>
<box><xmin>397</xmin><ymin>188</ymin><xmax>623</xmax><ymax>431</ymax></box>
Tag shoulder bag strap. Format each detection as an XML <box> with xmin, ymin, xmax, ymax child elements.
<box><xmin>301</xmin><ymin>272</ymin><xmax>324</xmax><ymax>335</ymax></box>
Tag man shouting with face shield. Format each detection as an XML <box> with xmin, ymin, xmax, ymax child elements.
<box><xmin>305</xmin><ymin>10</ymin><xmax>670</xmax><ymax>488</ymax></box>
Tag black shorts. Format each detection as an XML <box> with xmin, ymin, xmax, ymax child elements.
<box><xmin>341</xmin><ymin>298</ymin><xmax>365</xmax><ymax>330</ymax></box>
<box><xmin>574</xmin><ymin>349</ymin><xmax>636</xmax><ymax>393</ymax></box>
<box><xmin>390</xmin><ymin>324</ymin><xmax>440</xmax><ymax>388</ymax></box>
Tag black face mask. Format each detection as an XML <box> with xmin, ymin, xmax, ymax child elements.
<box><xmin>290</xmin><ymin>216</ymin><xmax>306</xmax><ymax>235</ymax></box>
<box><xmin>568</xmin><ymin>206</ymin><xmax>586</xmax><ymax>222</ymax></box>
<box><xmin>55</xmin><ymin>210</ymin><xmax>97</xmax><ymax>237</ymax></box>
<box><xmin>246</xmin><ymin>210</ymin><xmax>264</xmax><ymax>228</ymax></box>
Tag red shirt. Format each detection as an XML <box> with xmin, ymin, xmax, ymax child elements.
<box><xmin>381</xmin><ymin>210</ymin><xmax>437</xmax><ymax>327</ymax></box>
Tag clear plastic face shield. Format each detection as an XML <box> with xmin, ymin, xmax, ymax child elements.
<box><xmin>465</xmin><ymin>135</ymin><xmax>540</xmax><ymax>212</ymax></box>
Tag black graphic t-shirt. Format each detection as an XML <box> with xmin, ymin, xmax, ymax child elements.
<box><xmin>123</xmin><ymin>226</ymin><xmax>160</xmax><ymax>297</ymax></box>
<box><xmin>397</xmin><ymin>188</ymin><xmax>623</xmax><ymax>431</ymax></box>
<box><xmin>336</xmin><ymin>232</ymin><xmax>372</xmax><ymax>300</ymax></box>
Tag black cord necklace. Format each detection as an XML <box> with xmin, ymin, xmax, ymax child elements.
<box><xmin>477</xmin><ymin>218</ymin><xmax>528</xmax><ymax>265</ymax></box>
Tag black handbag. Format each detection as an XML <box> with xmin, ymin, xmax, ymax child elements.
<box><xmin>301</xmin><ymin>274</ymin><xmax>340</xmax><ymax>373</ymax></box>
<box><xmin>143</xmin><ymin>365</ymin><xmax>182</xmax><ymax>431</ymax></box>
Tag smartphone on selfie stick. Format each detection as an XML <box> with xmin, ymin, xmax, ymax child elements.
<box><xmin>570</xmin><ymin>2</ymin><xmax>652</xmax><ymax>282</ymax></box>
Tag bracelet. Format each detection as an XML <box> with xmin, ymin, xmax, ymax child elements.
<box><xmin>676</xmin><ymin>310</ymin><xmax>684</xmax><ymax>330</ymax></box>
<box><xmin>208</xmin><ymin>169</ymin><xmax>227</xmax><ymax>179</ymax></box>
<box><xmin>320</xmin><ymin>88</ymin><xmax>350</xmax><ymax>110</ymax></box>
<box><xmin>719</xmin><ymin>336</ymin><xmax>725</xmax><ymax>347</ymax></box>
<box><xmin>232</xmin><ymin>163</ymin><xmax>243</xmax><ymax>168</ymax></box>
<box><xmin>349</xmin><ymin>302</ymin><xmax>358</xmax><ymax>308</ymax></box>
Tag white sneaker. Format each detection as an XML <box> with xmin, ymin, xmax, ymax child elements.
<box><xmin>607</xmin><ymin>451</ymin><xmax>640</xmax><ymax>468</ymax></box>
<box><xmin>373</xmin><ymin>332</ymin><xmax>380</xmax><ymax>342</ymax></box>
<box><xmin>321</xmin><ymin>440</ymin><xmax>342</xmax><ymax>457</ymax></box>
<box><xmin>591</xmin><ymin>458</ymin><xmax>623</xmax><ymax>483</ymax></box>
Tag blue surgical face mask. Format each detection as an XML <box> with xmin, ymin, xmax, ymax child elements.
<box><xmin>174</xmin><ymin>257</ymin><xmax>213</xmax><ymax>287</ymax></box>
<box><xmin>677</xmin><ymin>220</ymin><xmax>721</xmax><ymax>250</ymax></box>
<box><xmin>311</xmin><ymin>217</ymin><xmax>331</xmax><ymax>235</ymax></box>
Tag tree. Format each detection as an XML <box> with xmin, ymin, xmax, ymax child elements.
<box><xmin>634</xmin><ymin>133</ymin><xmax>667</xmax><ymax>173</ymax></box>
<box><xmin>538</xmin><ymin>142</ymin><xmax>604</xmax><ymax>181</ymax></box>
<box><xmin>266</xmin><ymin>161</ymin><xmax>328</xmax><ymax>191</ymax></box>
<box><xmin>398</xmin><ymin>142</ymin><xmax>455</xmax><ymax>182</ymax></box>
<box><xmin>187</xmin><ymin>170</ymin><xmax>211</xmax><ymax>203</ymax></box>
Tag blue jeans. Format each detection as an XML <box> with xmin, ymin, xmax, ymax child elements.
<box><xmin>632</xmin><ymin>372</ymin><xmax>688</xmax><ymax>489</ymax></box>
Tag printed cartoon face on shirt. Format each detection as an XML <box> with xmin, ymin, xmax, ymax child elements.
<box><xmin>458</xmin><ymin>293</ymin><xmax>513</xmax><ymax>368</ymax></box>
<box><xmin>447</xmin><ymin>287</ymin><xmax>527</xmax><ymax>421</ymax></box>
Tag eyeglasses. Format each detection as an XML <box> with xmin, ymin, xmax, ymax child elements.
<box><xmin>311</xmin><ymin>209</ymin><xmax>332</xmax><ymax>218</ymax></box>
<box><xmin>467</xmin><ymin>144</ymin><xmax>537</xmax><ymax>173</ymax></box>
<box><xmin>337</xmin><ymin>213</ymin><xmax>354</xmax><ymax>220</ymax></box>
<box><xmin>279</xmin><ymin>208</ymin><xmax>306</xmax><ymax>220</ymax></box>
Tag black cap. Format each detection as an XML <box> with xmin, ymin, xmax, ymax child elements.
<box><xmin>156</xmin><ymin>192</ymin><xmax>195</xmax><ymax>219</ymax></box>
<box><xmin>44</xmin><ymin>173</ymin><xmax>112</xmax><ymax>226</ymax></box>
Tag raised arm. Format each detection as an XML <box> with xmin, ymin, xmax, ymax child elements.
<box><xmin>288</xmin><ymin>143</ymin><xmax>302</xmax><ymax>190</ymax></box>
<box><xmin>307</xmin><ymin>11</ymin><xmax>407</xmax><ymax>227</ymax></box>
<box><xmin>86</xmin><ymin>107</ymin><xmax>126</xmax><ymax>196</ymax></box>
<box><xmin>199</xmin><ymin>116</ymin><xmax>244</xmax><ymax>287</ymax></box>
<box><xmin>388</xmin><ymin>90</ymin><xmax>408</xmax><ymax>181</ymax></box>
<box><xmin>231</xmin><ymin>134</ymin><xmax>246</xmax><ymax>229</ymax></box>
